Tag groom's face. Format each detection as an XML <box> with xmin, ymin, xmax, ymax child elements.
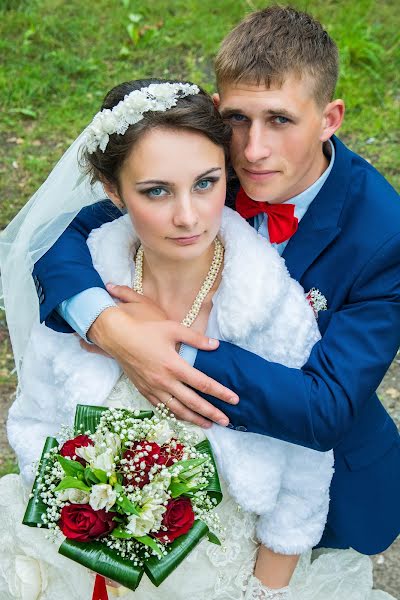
<box><xmin>218</xmin><ymin>73</ymin><xmax>333</xmax><ymax>204</ymax></box>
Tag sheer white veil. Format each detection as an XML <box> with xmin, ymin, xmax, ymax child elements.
<box><xmin>0</xmin><ymin>129</ymin><xmax>105</xmax><ymax>375</ymax></box>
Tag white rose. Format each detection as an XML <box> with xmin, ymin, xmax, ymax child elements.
<box><xmin>92</xmin><ymin>431</ymin><xmax>121</xmax><ymax>455</ymax></box>
<box><xmin>147</xmin><ymin>421</ymin><xmax>174</xmax><ymax>445</ymax></box>
<box><xmin>89</xmin><ymin>484</ymin><xmax>117</xmax><ymax>512</ymax></box>
<box><xmin>8</xmin><ymin>555</ymin><xmax>47</xmax><ymax>600</ymax></box>
<box><xmin>56</xmin><ymin>488</ymin><xmax>90</xmax><ymax>504</ymax></box>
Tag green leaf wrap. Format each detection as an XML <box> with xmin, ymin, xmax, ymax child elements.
<box><xmin>23</xmin><ymin>436</ymin><xmax>58</xmax><ymax>527</ymax></box>
<box><xmin>144</xmin><ymin>519</ymin><xmax>210</xmax><ymax>586</ymax></box>
<box><xmin>59</xmin><ymin>539</ymin><xmax>144</xmax><ymax>591</ymax></box>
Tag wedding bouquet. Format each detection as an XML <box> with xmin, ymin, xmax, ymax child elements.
<box><xmin>23</xmin><ymin>404</ymin><xmax>222</xmax><ymax>591</ymax></box>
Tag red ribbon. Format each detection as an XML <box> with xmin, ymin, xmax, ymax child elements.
<box><xmin>236</xmin><ymin>186</ymin><xmax>298</xmax><ymax>244</ymax></box>
<box><xmin>92</xmin><ymin>575</ymin><xmax>109</xmax><ymax>600</ymax></box>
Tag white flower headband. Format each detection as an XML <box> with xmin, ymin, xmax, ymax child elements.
<box><xmin>84</xmin><ymin>82</ymin><xmax>200</xmax><ymax>153</ymax></box>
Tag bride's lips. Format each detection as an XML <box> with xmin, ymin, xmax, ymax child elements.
<box><xmin>243</xmin><ymin>168</ymin><xmax>279</xmax><ymax>182</ymax></box>
<box><xmin>170</xmin><ymin>234</ymin><xmax>202</xmax><ymax>246</ymax></box>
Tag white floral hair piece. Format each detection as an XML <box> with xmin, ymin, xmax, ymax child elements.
<box><xmin>84</xmin><ymin>82</ymin><xmax>200</xmax><ymax>154</ymax></box>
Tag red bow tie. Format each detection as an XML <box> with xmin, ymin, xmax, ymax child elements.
<box><xmin>236</xmin><ymin>186</ymin><xmax>298</xmax><ymax>244</ymax></box>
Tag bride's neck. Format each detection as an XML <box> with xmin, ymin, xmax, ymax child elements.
<box><xmin>140</xmin><ymin>242</ymin><xmax>217</xmax><ymax>321</ymax></box>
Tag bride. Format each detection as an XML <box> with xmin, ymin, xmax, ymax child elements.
<box><xmin>0</xmin><ymin>80</ymin><xmax>394</xmax><ymax>600</ymax></box>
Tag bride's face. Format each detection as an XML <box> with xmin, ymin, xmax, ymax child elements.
<box><xmin>106</xmin><ymin>127</ymin><xmax>226</xmax><ymax>262</ymax></box>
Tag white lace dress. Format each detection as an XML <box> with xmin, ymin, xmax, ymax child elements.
<box><xmin>0</xmin><ymin>376</ymin><xmax>396</xmax><ymax>600</ymax></box>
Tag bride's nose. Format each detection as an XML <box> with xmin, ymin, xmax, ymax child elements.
<box><xmin>172</xmin><ymin>193</ymin><xmax>198</xmax><ymax>229</ymax></box>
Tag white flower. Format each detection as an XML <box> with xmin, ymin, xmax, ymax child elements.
<box><xmin>75</xmin><ymin>444</ymin><xmax>97</xmax><ymax>464</ymax></box>
<box><xmin>75</xmin><ymin>445</ymin><xmax>116</xmax><ymax>473</ymax></box>
<box><xmin>92</xmin><ymin>450</ymin><xmax>115</xmax><ymax>473</ymax></box>
<box><xmin>89</xmin><ymin>484</ymin><xmax>117</xmax><ymax>512</ymax></box>
<box><xmin>92</xmin><ymin>430</ymin><xmax>121</xmax><ymax>455</ymax></box>
<box><xmin>148</xmin><ymin>421</ymin><xmax>174</xmax><ymax>445</ymax></box>
<box><xmin>8</xmin><ymin>555</ymin><xmax>48</xmax><ymax>600</ymax></box>
<box><xmin>56</xmin><ymin>488</ymin><xmax>90</xmax><ymax>504</ymax></box>
<box><xmin>84</xmin><ymin>82</ymin><xmax>200</xmax><ymax>154</ymax></box>
<box><xmin>126</xmin><ymin>500</ymin><xmax>166</xmax><ymax>537</ymax></box>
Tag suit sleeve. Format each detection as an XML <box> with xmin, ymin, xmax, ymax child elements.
<box><xmin>195</xmin><ymin>232</ymin><xmax>400</xmax><ymax>452</ymax></box>
<box><xmin>33</xmin><ymin>200</ymin><xmax>122</xmax><ymax>332</ymax></box>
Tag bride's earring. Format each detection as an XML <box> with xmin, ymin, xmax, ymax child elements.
<box><xmin>245</xmin><ymin>575</ymin><xmax>290</xmax><ymax>600</ymax></box>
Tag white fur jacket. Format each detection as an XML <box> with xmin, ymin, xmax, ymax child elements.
<box><xmin>7</xmin><ymin>207</ymin><xmax>333</xmax><ymax>554</ymax></box>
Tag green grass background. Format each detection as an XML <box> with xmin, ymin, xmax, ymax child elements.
<box><xmin>0</xmin><ymin>0</ymin><xmax>399</xmax><ymax>475</ymax></box>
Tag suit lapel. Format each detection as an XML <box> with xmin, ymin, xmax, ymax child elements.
<box><xmin>282</xmin><ymin>136</ymin><xmax>352</xmax><ymax>281</ymax></box>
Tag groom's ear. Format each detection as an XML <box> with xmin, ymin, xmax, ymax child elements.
<box><xmin>212</xmin><ymin>93</ymin><xmax>220</xmax><ymax>108</ymax></box>
<box><xmin>319</xmin><ymin>99</ymin><xmax>345</xmax><ymax>142</ymax></box>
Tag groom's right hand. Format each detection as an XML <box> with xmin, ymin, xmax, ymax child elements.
<box><xmin>86</xmin><ymin>285</ymin><xmax>238</xmax><ymax>428</ymax></box>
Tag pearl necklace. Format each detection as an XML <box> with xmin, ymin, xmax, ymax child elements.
<box><xmin>133</xmin><ymin>238</ymin><xmax>224</xmax><ymax>327</ymax></box>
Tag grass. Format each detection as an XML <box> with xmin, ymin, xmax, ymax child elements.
<box><xmin>0</xmin><ymin>0</ymin><xmax>398</xmax><ymax>474</ymax></box>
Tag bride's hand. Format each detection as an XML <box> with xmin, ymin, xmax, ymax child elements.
<box><xmin>86</xmin><ymin>284</ymin><xmax>238</xmax><ymax>428</ymax></box>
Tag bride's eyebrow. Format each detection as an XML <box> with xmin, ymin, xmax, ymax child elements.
<box><xmin>137</xmin><ymin>167</ymin><xmax>222</xmax><ymax>186</ymax></box>
<box><xmin>194</xmin><ymin>167</ymin><xmax>222</xmax><ymax>180</ymax></box>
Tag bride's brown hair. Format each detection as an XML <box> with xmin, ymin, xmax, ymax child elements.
<box><xmin>82</xmin><ymin>78</ymin><xmax>231</xmax><ymax>196</ymax></box>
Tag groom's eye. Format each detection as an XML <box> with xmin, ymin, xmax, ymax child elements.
<box><xmin>272</xmin><ymin>115</ymin><xmax>290</xmax><ymax>125</ymax></box>
<box><xmin>226</xmin><ymin>113</ymin><xmax>249</xmax><ymax>124</ymax></box>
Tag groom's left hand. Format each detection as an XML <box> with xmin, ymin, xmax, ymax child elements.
<box><xmin>83</xmin><ymin>284</ymin><xmax>238</xmax><ymax>427</ymax></box>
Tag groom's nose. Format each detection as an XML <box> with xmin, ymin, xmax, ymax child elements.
<box><xmin>243</xmin><ymin>123</ymin><xmax>271</xmax><ymax>164</ymax></box>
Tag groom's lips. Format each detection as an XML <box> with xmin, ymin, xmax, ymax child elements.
<box><xmin>243</xmin><ymin>168</ymin><xmax>279</xmax><ymax>181</ymax></box>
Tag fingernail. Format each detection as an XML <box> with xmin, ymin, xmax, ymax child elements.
<box><xmin>230</xmin><ymin>396</ymin><xmax>239</xmax><ymax>404</ymax></box>
<box><xmin>208</xmin><ymin>338</ymin><xmax>218</xmax><ymax>347</ymax></box>
<box><xmin>218</xmin><ymin>418</ymin><xmax>229</xmax><ymax>426</ymax></box>
<box><xmin>106</xmin><ymin>283</ymin><xmax>116</xmax><ymax>290</ymax></box>
<box><xmin>201</xmin><ymin>421</ymin><xmax>212</xmax><ymax>429</ymax></box>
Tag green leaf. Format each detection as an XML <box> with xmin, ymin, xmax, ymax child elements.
<box><xmin>134</xmin><ymin>534</ymin><xmax>163</xmax><ymax>557</ymax></box>
<box><xmin>169</xmin><ymin>480</ymin><xmax>193</xmax><ymax>498</ymax></box>
<box><xmin>207</xmin><ymin>531</ymin><xmax>222</xmax><ymax>545</ymax></box>
<box><xmin>9</xmin><ymin>107</ymin><xmax>37</xmax><ymax>118</ymax></box>
<box><xmin>112</xmin><ymin>526</ymin><xmax>134</xmax><ymax>539</ymax></box>
<box><xmin>59</xmin><ymin>539</ymin><xmax>144</xmax><ymax>591</ymax></box>
<box><xmin>57</xmin><ymin>455</ymin><xmax>84</xmax><ymax>476</ymax></box>
<box><xmin>168</xmin><ymin>457</ymin><xmax>206</xmax><ymax>474</ymax></box>
<box><xmin>54</xmin><ymin>477</ymin><xmax>90</xmax><ymax>493</ymax></box>
<box><xmin>116</xmin><ymin>492</ymin><xmax>141</xmax><ymax>516</ymax></box>
<box><xmin>23</xmin><ymin>437</ymin><xmax>59</xmax><ymax>527</ymax></box>
<box><xmin>92</xmin><ymin>468</ymin><xmax>108</xmax><ymax>483</ymax></box>
<box><xmin>84</xmin><ymin>466</ymin><xmax>100</xmax><ymax>485</ymax></box>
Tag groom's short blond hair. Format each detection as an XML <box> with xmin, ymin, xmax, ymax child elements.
<box><xmin>215</xmin><ymin>5</ymin><xmax>339</xmax><ymax>107</ymax></box>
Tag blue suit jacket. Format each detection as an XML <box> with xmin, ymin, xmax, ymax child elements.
<box><xmin>34</xmin><ymin>137</ymin><xmax>400</xmax><ymax>554</ymax></box>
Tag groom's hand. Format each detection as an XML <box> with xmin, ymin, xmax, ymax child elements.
<box><xmin>86</xmin><ymin>285</ymin><xmax>238</xmax><ymax>427</ymax></box>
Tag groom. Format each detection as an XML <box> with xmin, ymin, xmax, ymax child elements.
<box><xmin>33</xmin><ymin>6</ymin><xmax>400</xmax><ymax>554</ymax></box>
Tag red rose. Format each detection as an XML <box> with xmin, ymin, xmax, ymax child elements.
<box><xmin>153</xmin><ymin>497</ymin><xmax>195</xmax><ymax>543</ymax></box>
<box><xmin>123</xmin><ymin>441</ymin><xmax>162</xmax><ymax>488</ymax></box>
<box><xmin>59</xmin><ymin>504</ymin><xmax>116</xmax><ymax>542</ymax></box>
<box><xmin>60</xmin><ymin>434</ymin><xmax>94</xmax><ymax>466</ymax></box>
<box><xmin>158</xmin><ymin>440</ymin><xmax>185</xmax><ymax>467</ymax></box>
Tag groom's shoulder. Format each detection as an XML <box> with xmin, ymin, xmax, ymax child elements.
<box><xmin>334</xmin><ymin>137</ymin><xmax>399</xmax><ymax>231</ymax></box>
<box><xmin>75</xmin><ymin>199</ymin><xmax>123</xmax><ymax>231</ymax></box>
<box><xmin>336</xmin><ymin>137</ymin><xmax>398</xmax><ymax>204</ymax></box>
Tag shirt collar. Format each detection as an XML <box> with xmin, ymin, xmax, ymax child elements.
<box><xmin>284</xmin><ymin>139</ymin><xmax>335</xmax><ymax>222</ymax></box>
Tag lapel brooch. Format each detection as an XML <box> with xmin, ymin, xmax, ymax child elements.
<box><xmin>306</xmin><ymin>288</ymin><xmax>328</xmax><ymax>318</ymax></box>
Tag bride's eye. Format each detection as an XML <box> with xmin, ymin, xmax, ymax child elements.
<box><xmin>194</xmin><ymin>178</ymin><xmax>217</xmax><ymax>192</ymax></box>
<box><xmin>146</xmin><ymin>187</ymin><xmax>168</xmax><ymax>198</ymax></box>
